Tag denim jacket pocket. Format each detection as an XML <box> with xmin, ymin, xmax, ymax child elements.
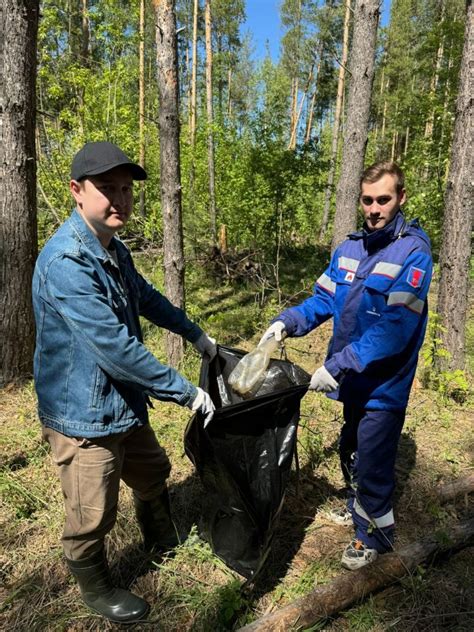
<box><xmin>89</xmin><ymin>366</ymin><xmax>107</xmax><ymax>410</ymax></box>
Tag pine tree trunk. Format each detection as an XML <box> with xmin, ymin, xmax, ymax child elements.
<box><xmin>188</xmin><ymin>0</ymin><xmax>199</xmax><ymax>221</ymax></box>
<box><xmin>381</xmin><ymin>93</ymin><xmax>388</xmax><ymax>140</ymax></box>
<box><xmin>81</xmin><ymin>0</ymin><xmax>89</xmax><ymax>63</ymax></box>
<box><xmin>153</xmin><ymin>0</ymin><xmax>185</xmax><ymax>367</ymax></box>
<box><xmin>205</xmin><ymin>0</ymin><xmax>217</xmax><ymax>242</ymax></box>
<box><xmin>227</xmin><ymin>67</ymin><xmax>232</xmax><ymax>120</ymax></box>
<box><xmin>331</xmin><ymin>0</ymin><xmax>380</xmax><ymax>251</ymax></box>
<box><xmin>0</xmin><ymin>0</ymin><xmax>39</xmax><ymax>386</ymax></box>
<box><xmin>424</xmin><ymin>0</ymin><xmax>445</xmax><ymax>140</ymax></box>
<box><xmin>139</xmin><ymin>0</ymin><xmax>146</xmax><ymax>217</ymax></box>
<box><xmin>320</xmin><ymin>0</ymin><xmax>351</xmax><ymax>240</ymax></box>
<box><xmin>437</xmin><ymin>49</ymin><xmax>453</xmax><ymax>173</ymax></box>
<box><xmin>435</xmin><ymin>0</ymin><xmax>473</xmax><ymax>372</ymax></box>
<box><xmin>373</xmin><ymin>63</ymin><xmax>385</xmax><ymax>146</ymax></box>
<box><xmin>190</xmin><ymin>0</ymin><xmax>198</xmax><ymax>147</ymax></box>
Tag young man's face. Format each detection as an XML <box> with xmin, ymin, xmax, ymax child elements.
<box><xmin>360</xmin><ymin>173</ymin><xmax>406</xmax><ymax>231</ymax></box>
<box><xmin>70</xmin><ymin>166</ymin><xmax>134</xmax><ymax>246</ymax></box>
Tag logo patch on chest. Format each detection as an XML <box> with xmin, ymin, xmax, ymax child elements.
<box><xmin>344</xmin><ymin>271</ymin><xmax>355</xmax><ymax>283</ymax></box>
<box><xmin>407</xmin><ymin>266</ymin><xmax>425</xmax><ymax>288</ymax></box>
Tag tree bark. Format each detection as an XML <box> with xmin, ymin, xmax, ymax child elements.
<box><xmin>331</xmin><ymin>0</ymin><xmax>380</xmax><ymax>252</ymax></box>
<box><xmin>153</xmin><ymin>0</ymin><xmax>186</xmax><ymax>367</ymax></box>
<box><xmin>424</xmin><ymin>0</ymin><xmax>445</xmax><ymax>140</ymax></box>
<box><xmin>0</xmin><ymin>0</ymin><xmax>39</xmax><ymax>386</ymax></box>
<box><xmin>205</xmin><ymin>0</ymin><xmax>217</xmax><ymax>243</ymax></box>
<box><xmin>227</xmin><ymin>67</ymin><xmax>232</xmax><ymax>120</ymax></box>
<box><xmin>320</xmin><ymin>0</ymin><xmax>351</xmax><ymax>240</ymax></box>
<box><xmin>139</xmin><ymin>0</ymin><xmax>146</xmax><ymax>217</ymax></box>
<box><xmin>289</xmin><ymin>76</ymin><xmax>299</xmax><ymax>149</ymax></box>
<box><xmin>436</xmin><ymin>0</ymin><xmax>473</xmax><ymax>371</ymax></box>
<box><xmin>238</xmin><ymin>517</ymin><xmax>474</xmax><ymax>632</ymax></box>
<box><xmin>81</xmin><ymin>0</ymin><xmax>89</xmax><ymax>64</ymax></box>
<box><xmin>189</xmin><ymin>0</ymin><xmax>198</xmax><ymax>148</ymax></box>
<box><xmin>437</xmin><ymin>474</ymin><xmax>474</xmax><ymax>502</ymax></box>
<box><xmin>288</xmin><ymin>64</ymin><xmax>314</xmax><ymax>150</ymax></box>
<box><xmin>304</xmin><ymin>90</ymin><xmax>316</xmax><ymax>144</ymax></box>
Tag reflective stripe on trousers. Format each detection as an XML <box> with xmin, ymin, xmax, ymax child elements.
<box><xmin>340</xmin><ymin>405</ymin><xmax>405</xmax><ymax>552</ymax></box>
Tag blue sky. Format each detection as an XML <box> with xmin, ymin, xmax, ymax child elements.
<box><xmin>243</xmin><ymin>0</ymin><xmax>392</xmax><ymax>62</ymax></box>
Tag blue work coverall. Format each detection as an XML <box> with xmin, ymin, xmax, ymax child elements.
<box><xmin>276</xmin><ymin>212</ymin><xmax>433</xmax><ymax>551</ymax></box>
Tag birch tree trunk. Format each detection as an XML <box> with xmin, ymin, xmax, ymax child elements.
<box><xmin>304</xmin><ymin>90</ymin><xmax>316</xmax><ymax>144</ymax></box>
<box><xmin>288</xmin><ymin>64</ymin><xmax>314</xmax><ymax>150</ymax></box>
<box><xmin>153</xmin><ymin>0</ymin><xmax>185</xmax><ymax>366</ymax></box>
<box><xmin>139</xmin><ymin>0</ymin><xmax>146</xmax><ymax>217</ymax></box>
<box><xmin>320</xmin><ymin>0</ymin><xmax>351</xmax><ymax>240</ymax></box>
<box><xmin>436</xmin><ymin>0</ymin><xmax>473</xmax><ymax>371</ymax></box>
<box><xmin>205</xmin><ymin>0</ymin><xmax>217</xmax><ymax>243</ymax></box>
<box><xmin>0</xmin><ymin>0</ymin><xmax>39</xmax><ymax>386</ymax></box>
<box><xmin>331</xmin><ymin>0</ymin><xmax>380</xmax><ymax>252</ymax></box>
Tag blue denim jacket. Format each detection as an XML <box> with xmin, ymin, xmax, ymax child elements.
<box><xmin>33</xmin><ymin>210</ymin><xmax>201</xmax><ymax>438</ymax></box>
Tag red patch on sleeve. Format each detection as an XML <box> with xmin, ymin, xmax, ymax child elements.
<box><xmin>407</xmin><ymin>266</ymin><xmax>425</xmax><ymax>288</ymax></box>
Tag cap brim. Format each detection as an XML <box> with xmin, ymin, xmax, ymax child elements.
<box><xmin>78</xmin><ymin>161</ymin><xmax>147</xmax><ymax>181</ymax></box>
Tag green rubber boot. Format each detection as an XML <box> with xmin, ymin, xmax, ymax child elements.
<box><xmin>66</xmin><ymin>550</ymin><xmax>149</xmax><ymax>623</ymax></box>
<box><xmin>133</xmin><ymin>488</ymin><xmax>180</xmax><ymax>553</ymax></box>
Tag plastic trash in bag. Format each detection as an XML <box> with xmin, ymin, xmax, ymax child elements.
<box><xmin>228</xmin><ymin>335</ymin><xmax>283</xmax><ymax>397</ymax></box>
<box><xmin>184</xmin><ymin>345</ymin><xmax>310</xmax><ymax>579</ymax></box>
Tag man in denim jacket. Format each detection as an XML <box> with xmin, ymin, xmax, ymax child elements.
<box><xmin>33</xmin><ymin>141</ymin><xmax>216</xmax><ymax>623</ymax></box>
<box><xmin>260</xmin><ymin>162</ymin><xmax>433</xmax><ymax>571</ymax></box>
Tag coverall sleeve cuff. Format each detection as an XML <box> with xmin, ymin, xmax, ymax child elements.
<box><xmin>325</xmin><ymin>345</ymin><xmax>364</xmax><ymax>378</ymax></box>
<box><xmin>271</xmin><ymin>310</ymin><xmax>303</xmax><ymax>337</ymax></box>
<box><xmin>324</xmin><ymin>358</ymin><xmax>343</xmax><ymax>381</ymax></box>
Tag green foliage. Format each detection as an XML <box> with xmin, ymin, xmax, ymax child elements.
<box><xmin>421</xmin><ymin>311</ymin><xmax>469</xmax><ymax>401</ymax></box>
<box><xmin>0</xmin><ymin>471</ymin><xmax>49</xmax><ymax>519</ymax></box>
<box><xmin>368</xmin><ymin>0</ymin><xmax>466</xmax><ymax>254</ymax></box>
<box><xmin>36</xmin><ymin>0</ymin><xmax>466</xmax><ymax>271</ymax></box>
<box><xmin>343</xmin><ymin>595</ymin><xmax>380</xmax><ymax>631</ymax></box>
<box><xmin>299</xmin><ymin>421</ymin><xmax>325</xmax><ymax>468</ymax></box>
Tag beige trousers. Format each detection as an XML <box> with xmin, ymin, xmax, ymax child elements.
<box><xmin>42</xmin><ymin>424</ymin><xmax>171</xmax><ymax>560</ymax></box>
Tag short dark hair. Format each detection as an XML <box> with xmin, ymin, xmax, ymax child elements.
<box><xmin>360</xmin><ymin>161</ymin><xmax>405</xmax><ymax>194</ymax></box>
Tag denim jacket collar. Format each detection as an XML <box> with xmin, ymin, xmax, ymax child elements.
<box><xmin>69</xmin><ymin>209</ymin><xmax>122</xmax><ymax>269</ymax></box>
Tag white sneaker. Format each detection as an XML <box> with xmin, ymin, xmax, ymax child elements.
<box><xmin>341</xmin><ymin>538</ymin><xmax>378</xmax><ymax>570</ymax></box>
<box><xmin>326</xmin><ymin>507</ymin><xmax>353</xmax><ymax>526</ymax></box>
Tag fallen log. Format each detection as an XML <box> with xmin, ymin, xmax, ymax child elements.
<box><xmin>238</xmin><ymin>516</ymin><xmax>474</xmax><ymax>632</ymax></box>
<box><xmin>436</xmin><ymin>473</ymin><xmax>474</xmax><ymax>502</ymax></box>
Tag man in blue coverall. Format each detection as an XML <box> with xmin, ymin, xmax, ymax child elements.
<box><xmin>33</xmin><ymin>142</ymin><xmax>217</xmax><ymax>622</ymax></box>
<box><xmin>260</xmin><ymin>161</ymin><xmax>433</xmax><ymax>570</ymax></box>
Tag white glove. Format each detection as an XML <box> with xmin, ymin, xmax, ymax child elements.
<box><xmin>309</xmin><ymin>365</ymin><xmax>339</xmax><ymax>392</ymax></box>
<box><xmin>258</xmin><ymin>321</ymin><xmax>286</xmax><ymax>346</ymax></box>
<box><xmin>189</xmin><ymin>386</ymin><xmax>215</xmax><ymax>427</ymax></box>
<box><xmin>193</xmin><ymin>332</ymin><xmax>217</xmax><ymax>360</ymax></box>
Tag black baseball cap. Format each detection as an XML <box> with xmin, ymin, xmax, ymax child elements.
<box><xmin>71</xmin><ymin>141</ymin><xmax>147</xmax><ymax>181</ymax></box>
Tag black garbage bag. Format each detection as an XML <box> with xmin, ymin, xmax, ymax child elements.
<box><xmin>184</xmin><ymin>345</ymin><xmax>310</xmax><ymax>579</ymax></box>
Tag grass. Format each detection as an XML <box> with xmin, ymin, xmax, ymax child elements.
<box><xmin>1</xmin><ymin>248</ymin><xmax>473</xmax><ymax>631</ymax></box>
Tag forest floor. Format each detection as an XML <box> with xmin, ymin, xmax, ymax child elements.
<box><xmin>1</xmin><ymin>247</ymin><xmax>473</xmax><ymax>631</ymax></box>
